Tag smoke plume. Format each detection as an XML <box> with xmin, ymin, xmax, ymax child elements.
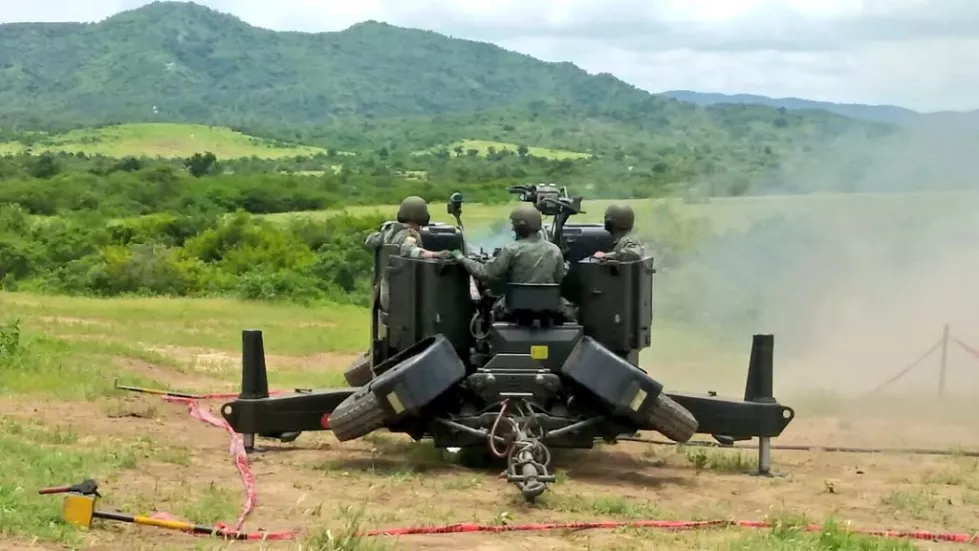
<box><xmin>650</xmin><ymin>119</ymin><xmax>979</xmax><ymax>400</ymax></box>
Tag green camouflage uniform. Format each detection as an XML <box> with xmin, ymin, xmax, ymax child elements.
<box><xmin>459</xmin><ymin>233</ymin><xmax>566</xmax><ymax>284</ymax></box>
<box><xmin>604</xmin><ymin>232</ymin><xmax>645</xmax><ymax>261</ymax></box>
<box><xmin>365</xmin><ymin>221</ymin><xmax>427</xmax><ymax>310</ymax></box>
<box><xmin>459</xmin><ymin>233</ymin><xmax>573</xmax><ymax>319</ymax></box>
<box><xmin>365</xmin><ymin>221</ymin><xmax>428</xmax><ymax>258</ymax></box>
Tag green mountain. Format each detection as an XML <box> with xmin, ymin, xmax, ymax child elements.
<box><xmin>3</xmin><ymin>1</ymin><xmax>976</xmax><ymax>199</ymax></box>
<box><xmin>0</xmin><ymin>0</ymin><xmax>667</xmax><ymax>125</ymax></box>
<box><xmin>0</xmin><ymin>3</ymin><xmax>872</xmax><ymax>132</ymax></box>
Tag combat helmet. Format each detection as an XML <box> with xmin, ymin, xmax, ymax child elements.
<box><xmin>509</xmin><ymin>204</ymin><xmax>543</xmax><ymax>237</ymax></box>
<box><xmin>603</xmin><ymin>203</ymin><xmax>635</xmax><ymax>233</ymax></box>
<box><xmin>397</xmin><ymin>196</ymin><xmax>431</xmax><ymax>225</ymax></box>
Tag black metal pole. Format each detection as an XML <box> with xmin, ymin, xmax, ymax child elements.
<box><xmin>745</xmin><ymin>334</ymin><xmax>775</xmax><ymax>476</ymax></box>
<box><xmin>744</xmin><ymin>334</ymin><xmax>774</xmax><ymax>403</ymax></box>
<box><xmin>239</xmin><ymin>329</ymin><xmax>270</xmax><ymax>451</ymax></box>
<box><xmin>240</xmin><ymin>329</ymin><xmax>270</xmax><ymax>399</ymax></box>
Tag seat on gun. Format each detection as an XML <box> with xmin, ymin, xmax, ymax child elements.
<box><xmin>502</xmin><ymin>283</ymin><xmax>566</xmax><ymax>328</ymax></box>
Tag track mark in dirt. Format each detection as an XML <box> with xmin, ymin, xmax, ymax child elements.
<box><xmin>143</xmin><ymin>345</ymin><xmax>359</xmax><ymax>375</ymax></box>
<box><xmin>296</xmin><ymin>320</ymin><xmax>339</xmax><ymax>329</ymax></box>
<box><xmin>113</xmin><ymin>357</ymin><xmax>234</xmax><ymax>393</ymax></box>
<box><xmin>266</xmin><ymin>351</ymin><xmax>361</xmax><ymax>372</ymax></box>
<box><xmin>35</xmin><ymin>316</ymin><xmax>113</xmax><ymax>328</ymax></box>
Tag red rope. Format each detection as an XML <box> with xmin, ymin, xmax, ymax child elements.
<box><xmin>362</xmin><ymin>520</ymin><xmax>979</xmax><ymax>544</ymax></box>
<box><xmin>488</xmin><ymin>398</ymin><xmax>513</xmax><ymax>458</ymax></box>
<box><xmin>161</xmin><ymin>396</ymin><xmax>262</xmax><ymax>534</ymax></box>
<box><xmin>142</xmin><ymin>394</ymin><xmax>979</xmax><ymax>545</ymax></box>
<box><xmin>954</xmin><ymin>337</ymin><xmax>979</xmax><ymax>363</ymax></box>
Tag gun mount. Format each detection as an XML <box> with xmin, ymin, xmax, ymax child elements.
<box><xmin>507</xmin><ymin>183</ymin><xmax>583</xmax><ymax>252</ymax></box>
<box><xmin>219</xmin><ymin>184</ymin><xmax>796</xmax><ymax>503</ymax></box>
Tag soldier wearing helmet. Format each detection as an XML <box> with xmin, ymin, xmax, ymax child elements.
<box><xmin>452</xmin><ymin>204</ymin><xmax>566</xmax><ymax>285</ymax></box>
<box><xmin>365</xmin><ymin>196</ymin><xmax>452</xmax><ymax>311</ymax></box>
<box><xmin>593</xmin><ymin>203</ymin><xmax>644</xmax><ymax>261</ymax></box>
<box><xmin>344</xmin><ymin>196</ymin><xmax>451</xmax><ymax>388</ymax></box>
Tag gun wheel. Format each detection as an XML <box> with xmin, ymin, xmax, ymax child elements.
<box><xmin>343</xmin><ymin>352</ymin><xmax>374</xmax><ymax>387</ymax></box>
<box><xmin>647</xmin><ymin>393</ymin><xmax>697</xmax><ymax>443</ymax></box>
<box><xmin>329</xmin><ymin>387</ymin><xmax>387</xmax><ymax>442</ymax></box>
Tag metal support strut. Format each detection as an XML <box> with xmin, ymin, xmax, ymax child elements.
<box><xmin>489</xmin><ymin>399</ymin><xmax>556</xmax><ymax>502</ymax></box>
<box><xmin>239</xmin><ymin>329</ymin><xmax>270</xmax><ymax>452</ymax></box>
<box><xmin>745</xmin><ymin>334</ymin><xmax>777</xmax><ymax>477</ymax></box>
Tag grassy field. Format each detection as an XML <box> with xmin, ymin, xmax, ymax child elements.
<box><xmin>0</xmin><ymin>126</ymin><xmax>592</xmax><ymax>161</ymax></box>
<box><xmin>0</xmin><ymin>123</ymin><xmax>329</xmax><ymax>159</ymax></box>
<box><xmin>263</xmin><ymin>197</ymin><xmax>635</xmax><ymax>229</ymax></box>
<box><xmin>264</xmin><ymin>189</ymin><xmax>979</xmax><ymax>235</ymax></box>
<box><xmin>415</xmin><ymin>139</ymin><xmax>592</xmax><ymax>160</ymax></box>
<box><xmin>2</xmin><ymin>290</ymin><xmax>978</xmax><ymax>550</ymax></box>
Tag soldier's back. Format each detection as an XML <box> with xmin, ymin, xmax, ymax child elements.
<box><xmin>375</xmin><ymin>222</ymin><xmax>422</xmax><ymax>251</ymax></box>
<box><xmin>367</xmin><ymin>221</ymin><xmax>405</xmax><ymax>249</ymax></box>
<box><xmin>508</xmin><ymin>236</ymin><xmax>564</xmax><ymax>284</ymax></box>
<box><xmin>385</xmin><ymin>223</ymin><xmax>410</xmax><ymax>245</ymax></box>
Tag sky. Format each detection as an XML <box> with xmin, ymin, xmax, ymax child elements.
<box><xmin>1</xmin><ymin>0</ymin><xmax>977</xmax><ymax>112</ymax></box>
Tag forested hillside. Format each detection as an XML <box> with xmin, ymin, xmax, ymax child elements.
<box><xmin>0</xmin><ymin>2</ymin><xmax>883</xmax><ymax>147</ymax></box>
<box><xmin>0</xmin><ymin>1</ymin><xmax>904</xmax><ymax>200</ymax></box>
<box><xmin>0</xmin><ymin>1</ymin><xmax>706</xmax><ymax>125</ymax></box>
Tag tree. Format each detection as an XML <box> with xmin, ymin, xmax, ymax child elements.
<box><xmin>185</xmin><ymin>152</ymin><xmax>218</xmax><ymax>177</ymax></box>
<box><xmin>28</xmin><ymin>152</ymin><xmax>60</xmax><ymax>179</ymax></box>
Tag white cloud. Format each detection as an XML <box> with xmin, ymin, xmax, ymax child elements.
<box><xmin>1</xmin><ymin>0</ymin><xmax>976</xmax><ymax>111</ymax></box>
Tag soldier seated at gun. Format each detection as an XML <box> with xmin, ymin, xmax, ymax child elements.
<box><xmin>592</xmin><ymin>203</ymin><xmax>644</xmax><ymax>261</ymax></box>
<box><xmin>365</xmin><ymin>196</ymin><xmax>453</xmax><ymax>313</ymax></box>
<box><xmin>344</xmin><ymin>196</ymin><xmax>451</xmax><ymax>387</ymax></box>
<box><xmin>451</xmin><ymin>205</ymin><xmax>575</xmax><ymax>321</ymax></box>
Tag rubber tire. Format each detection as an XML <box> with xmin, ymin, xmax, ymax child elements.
<box><xmin>329</xmin><ymin>387</ymin><xmax>387</xmax><ymax>442</ymax></box>
<box><xmin>646</xmin><ymin>393</ymin><xmax>698</xmax><ymax>443</ymax></box>
<box><xmin>343</xmin><ymin>352</ymin><xmax>374</xmax><ymax>387</ymax></box>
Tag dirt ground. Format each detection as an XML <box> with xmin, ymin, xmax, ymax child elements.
<box><xmin>5</xmin><ymin>355</ymin><xmax>979</xmax><ymax>551</ymax></box>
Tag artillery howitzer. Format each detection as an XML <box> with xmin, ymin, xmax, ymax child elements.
<box><xmin>220</xmin><ymin>184</ymin><xmax>795</xmax><ymax>502</ymax></box>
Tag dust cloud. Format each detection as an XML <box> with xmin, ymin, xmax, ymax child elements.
<box><xmin>464</xmin><ymin>220</ymin><xmax>514</xmax><ymax>254</ymax></box>
<box><xmin>457</xmin><ymin>122</ymin><xmax>979</xmax><ymax>403</ymax></box>
<box><xmin>653</xmin><ymin>120</ymin><xmax>979</xmax><ymax>400</ymax></box>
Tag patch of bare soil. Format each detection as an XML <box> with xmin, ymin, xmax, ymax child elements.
<box><xmin>6</xmin><ymin>392</ymin><xmax>979</xmax><ymax>551</ymax></box>
<box><xmin>113</xmin><ymin>358</ymin><xmax>235</xmax><ymax>393</ymax></box>
<box><xmin>36</xmin><ymin>316</ymin><xmax>113</xmax><ymax>328</ymax></box>
<box><xmin>143</xmin><ymin>345</ymin><xmax>359</xmax><ymax>376</ymax></box>
<box><xmin>0</xmin><ymin>541</ymin><xmax>67</xmax><ymax>551</ymax></box>
<box><xmin>296</xmin><ymin>321</ymin><xmax>339</xmax><ymax>329</ymax></box>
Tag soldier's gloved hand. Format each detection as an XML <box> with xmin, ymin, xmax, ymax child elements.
<box><xmin>451</xmin><ymin>249</ymin><xmax>465</xmax><ymax>261</ymax></box>
<box><xmin>435</xmin><ymin>250</ymin><xmax>453</xmax><ymax>260</ymax></box>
